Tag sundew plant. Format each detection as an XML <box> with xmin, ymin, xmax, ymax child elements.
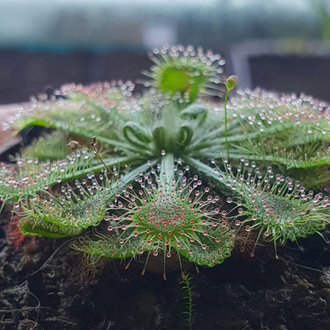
<box><xmin>2</xmin><ymin>45</ymin><xmax>330</xmax><ymax>278</ymax></box>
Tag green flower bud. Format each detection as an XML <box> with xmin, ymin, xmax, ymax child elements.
<box><xmin>226</xmin><ymin>75</ymin><xmax>238</xmax><ymax>91</ymax></box>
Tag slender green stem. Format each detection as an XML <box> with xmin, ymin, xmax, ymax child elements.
<box><xmin>224</xmin><ymin>89</ymin><xmax>229</xmax><ymax>160</ymax></box>
<box><xmin>181</xmin><ymin>273</ymin><xmax>194</xmax><ymax>330</ymax></box>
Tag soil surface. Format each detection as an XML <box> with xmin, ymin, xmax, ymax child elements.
<box><xmin>1</xmin><ymin>208</ymin><xmax>330</xmax><ymax>330</ymax></box>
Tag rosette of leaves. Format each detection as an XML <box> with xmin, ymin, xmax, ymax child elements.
<box><xmin>1</xmin><ymin>45</ymin><xmax>330</xmax><ymax>272</ymax></box>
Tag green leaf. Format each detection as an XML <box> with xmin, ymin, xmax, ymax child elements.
<box><xmin>204</xmin><ymin>158</ymin><xmax>330</xmax><ymax>247</ymax></box>
<box><xmin>158</xmin><ymin>66</ymin><xmax>206</xmax><ymax>103</ymax></box>
<box><xmin>178</xmin><ymin>125</ymin><xmax>194</xmax><ymax>149</ymax></box>
<box><xmin>123</xmin><ymin>122</ymin><xmax>152</xmax><ymax>150</ymax></box>
<box><xmin>71</xmin><ymin>233</ymin><xmax>152</xmax><ymax>260</ymax></box>
<box><xmin>0</xmin><ymin>153</ymin><xmax>137</xmax><ymax>203</ymax></box>
<box><xmin>19</xmin><ymin>218</ymin><xmax>81</xmax><ymax>238</ymax></box>
<box><xmin>143</xmin><ymin>46</ymin><xmax>224</xmax><ymax>105</ymax></box>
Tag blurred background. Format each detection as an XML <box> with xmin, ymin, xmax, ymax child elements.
<box><xmin>0</xmin><ymin>0</ymin><xmax>329</xmax><ymax>106</ymax></box>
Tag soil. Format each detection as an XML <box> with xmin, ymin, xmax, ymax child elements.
<box><xmin>1</xmin><ymin>206</ymin><xmax>330</xmax><ymax>330</ymax></box>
